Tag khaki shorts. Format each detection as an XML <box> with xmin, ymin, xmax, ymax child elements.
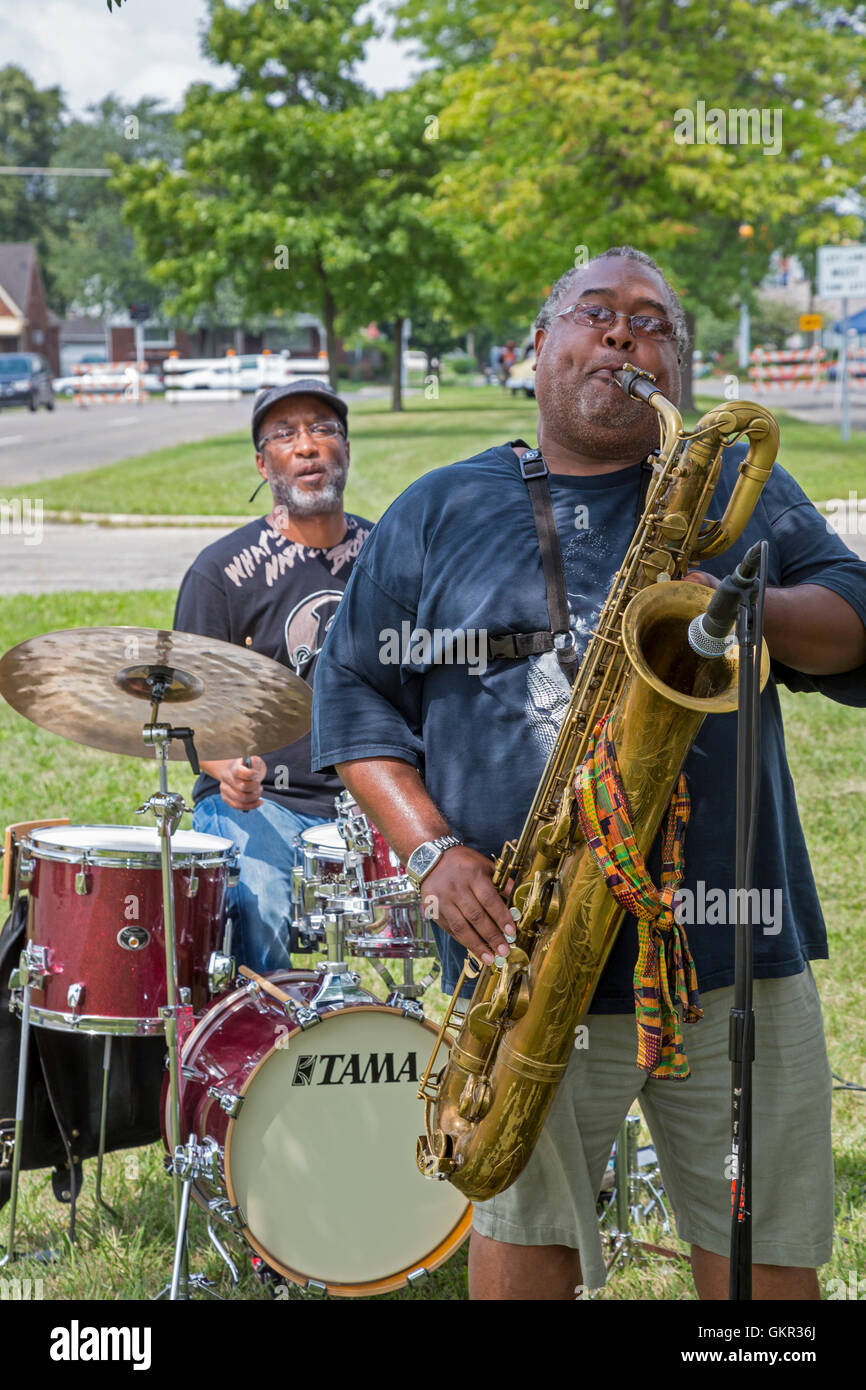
<box><xmin>471</xmin><ymin>966</ymin><xmax>833</xmax><ymax>1288</ymax></box>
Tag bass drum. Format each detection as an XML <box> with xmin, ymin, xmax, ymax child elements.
<box><xmin>169</xmin><ymin>971</ymin><xmax>471</xmax><ymax>1296</ymax></box>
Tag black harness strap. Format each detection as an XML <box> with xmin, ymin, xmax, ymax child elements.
<box><xmin>487</xmin><ymin>441</ymin><xmax>657</xmax><ymax>686</ymax></box>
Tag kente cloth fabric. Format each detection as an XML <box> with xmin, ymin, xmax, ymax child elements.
<box><xmin>574</xmin><ymin>714</ymin><xmax>702</xmax><ymax>1078</ymax></box>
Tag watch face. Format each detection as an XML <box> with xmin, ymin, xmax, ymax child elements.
<box><xmin>411</xmin><ymin>845</ymin><xmax>438</xmax><ymax>878</ymax></box>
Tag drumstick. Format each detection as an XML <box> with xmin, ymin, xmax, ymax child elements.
<box><xmin>238</xmin><ymin>965</ymin><xmax>291</xmax><ymax>1004</ymax></box>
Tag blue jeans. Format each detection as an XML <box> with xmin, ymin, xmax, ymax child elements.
<box><xmin>194</xmin><ymin>794</ymin><xmax>329</xmax><ymax>973</ymax></box>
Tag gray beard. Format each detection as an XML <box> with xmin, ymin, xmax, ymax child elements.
<box><xmin>266</xmin><ymin>467</ymin><xmax>347</xmax><ymax>518</ymax></box>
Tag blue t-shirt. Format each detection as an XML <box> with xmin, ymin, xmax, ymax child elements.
<box><xmin>311</xmin><ymin>441</ymin><xmax>866</xmax><ymax>1008</ymax></box>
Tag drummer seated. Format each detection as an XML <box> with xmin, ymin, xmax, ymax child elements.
<box><xmin>173</xmin><ymin>378</ymin><xmax>372</xmax><ymax>974</ymax></box>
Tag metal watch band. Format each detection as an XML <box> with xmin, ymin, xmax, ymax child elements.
<box><xmin>406</xmin><ymin>835</ymin><xmax>462</xmax><ymax>887</ymax></box>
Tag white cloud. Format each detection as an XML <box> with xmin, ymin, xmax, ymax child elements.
<box><xmin>0</xmin><ymin>0</ymin><xmax>418</xmax><ymax>114</ymax></box>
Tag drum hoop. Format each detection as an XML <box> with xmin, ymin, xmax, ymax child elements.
<box><xmin>222</xmin><ymin>999</ymin><xmax>470</xmax><ymax>1297</ymax></box>
<box><xmin>11</xmin><ymin>1001</ymin><xmax>165</xmax><ymax>1035</ymax></box>
<box><xmin>21</xmin><ymin>832</ymin><xmax>236</xmax><ymax>871</ymax></box>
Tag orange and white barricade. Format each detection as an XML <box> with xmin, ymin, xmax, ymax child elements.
<box><xmin>846</xmin><ymin>348</ymin><xmax>866</xmax><ymax>385</ymax></box>
<box><xmin>73</xmin><ymin>362</ymin><xmax>148</xmax><ymax>406</ymax></box>
<box><xmin>748</xmin><ymin>346</ymin><xmax>828</xmax><ymax>391</ymax></box>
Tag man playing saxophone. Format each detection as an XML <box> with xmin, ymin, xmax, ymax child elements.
<box><xmin>311</xmin><ymin>246</ymin><xmax>866</xmax><ymax>1300</ymax></box>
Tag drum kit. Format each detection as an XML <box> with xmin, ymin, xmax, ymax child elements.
<box><xmin>0</xmin><ymin>626</ymin><xmax>469</xmax><ymax>1299</ymax></box>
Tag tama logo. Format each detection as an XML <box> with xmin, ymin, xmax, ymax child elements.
<box><xmin>293</xmin><ymin>1051</ymin><xmax>419</xmax><ymax>1086</ymax></box>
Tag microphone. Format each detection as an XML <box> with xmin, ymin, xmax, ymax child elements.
<box><xmin>687</xmin><ymin>542</ymin><xmax>763</xmax><ymax>658</ymax></box>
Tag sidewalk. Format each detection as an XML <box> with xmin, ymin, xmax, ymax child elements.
<box><xmin>2</xmin><ymin>512</ymin><xmax>864</xmax><ymax>597</ymax></box>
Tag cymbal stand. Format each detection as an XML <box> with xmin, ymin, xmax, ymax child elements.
<box><xmin>137</xmin><ymin>683</ymin><xmax>207</xmax><ymax>1300</ymax></box>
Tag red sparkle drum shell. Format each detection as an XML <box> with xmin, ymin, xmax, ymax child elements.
<box><xmin>19</xmin><ymin>825</ymin><xmax>235</xmax><ymax>1033</ymax></box>
<box><xmin>168</xmin><ymin>971</ymin><xmax>471</xmax><ymax>1296</ymax></box>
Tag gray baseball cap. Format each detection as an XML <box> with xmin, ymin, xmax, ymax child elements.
<box><xmin>252</xmin><ymin>378</ymin><xmax>349</xmax><ymax>446</ymax></box>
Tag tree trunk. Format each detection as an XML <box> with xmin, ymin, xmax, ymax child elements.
<box><xmin>392</xmin><ymin>314</ymin><xmax>404</xmax><ymax>412</ymax></box>
<box><xmin>320</xmin><ymin>278</ymin><xmax>339</xmax><ymax>391</ymax></box>
<box><xmin>679</xmin><ymin>308</ymin><xmax>696</xmax><ymax>415</ymax></box>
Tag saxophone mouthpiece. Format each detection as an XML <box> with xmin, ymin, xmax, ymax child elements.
<box><xmin>613</xmin><ymin>363</ymin><xmax>659</xmax><ymax>404</ymax></box>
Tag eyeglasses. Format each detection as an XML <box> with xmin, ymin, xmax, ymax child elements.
<box><xmin>258</xmin><ymin>420</ymin><xmax>345</xmax><ymax>450</ymax></box>
<box><xmin>555</xmin><ymin>302</ymin><xmax>675</xmax><ymax>341</ymax></box>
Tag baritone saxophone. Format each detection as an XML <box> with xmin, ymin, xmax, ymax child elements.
<box><xmin>416</xmin><ymin>364</ymin><xmax>779</xmax><ymax>1202</ymax></box>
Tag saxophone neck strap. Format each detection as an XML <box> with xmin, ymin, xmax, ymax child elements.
<box><xmin>487</xmin><ymin>442</ymin><xmax>655</xmax><ymax>685</ymax></box>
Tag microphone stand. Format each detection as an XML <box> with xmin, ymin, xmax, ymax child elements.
<box><xmin>728</xmin><ymin>540</ymin><xmax>768</xmax><ymax>1301</ymax></box>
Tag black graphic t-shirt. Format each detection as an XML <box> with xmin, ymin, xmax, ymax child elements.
<box><xmin>174</xmin><ymin>512</ymin><xmax>373</xmax><ymax>816</ymax></box>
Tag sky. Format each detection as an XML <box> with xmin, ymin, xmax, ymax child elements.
<box><xmin>0</xmin><ymin>0</ymin><xmax>418</xmax><ymax>117</ymax></box>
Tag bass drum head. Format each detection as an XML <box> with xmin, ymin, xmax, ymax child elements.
<box><xmin>225</xmin><ymin>1003</ymin><xmax>471</xmax><ymax>1295</ymax></box>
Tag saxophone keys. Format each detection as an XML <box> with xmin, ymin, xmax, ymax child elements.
<box><xmin>457</xmin><ymin>1075</ymin><xmax>492</xmax><ymax>1122</ymax></box>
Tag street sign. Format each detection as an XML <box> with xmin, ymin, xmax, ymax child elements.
<box><xmin>817</xmin><ymin>246</ymin><xmax>866</xmax><ymax>300</ymax></box>
<box><xmin>128</xmin><ymin>303</ymin><xmax>151</xmax><ymax>323</ymax></box>
<box><xmin>799</xmin><ymin>314</ymin><xmax>823</xmax><ymax>332</ymax></box>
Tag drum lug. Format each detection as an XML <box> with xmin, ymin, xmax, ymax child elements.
<box><xmin>394</xmin><ymin>997</ymin><xmax>425</xmax><ymax>1023</ymax></box>
<box><xmin>207</xmin><ymin>1197</ymin><xmax>244</xmax><ymax>1232</ymax></box>
<box><xmin>207</xmin><ymin>951</ymin><xmax>236</xmax><ymax>996</ymax></box>
<box><xmin>183</xmin><ymin>867</ymin><xmax>199</xmax><ymax>898</ymax></box>
<box><xmin>294</xmin><ymin>1006</ymin><xmax>321</xmax><ymax>1031</ymax></box>
<box><xmin>66</xmin><ymin>982</ymin><xmax>85</xmax><ymax>1018</ymax></box>
<box><xmin>407</xmin><ymin>1267</ymin><xmax>429</xmax><ymax>1286</ymax></box>
<box><xmin>17</xmin><ymin>855</ymin><xmax>35</xmax><ymax>886</ymax></box>
<box><xmin>74</xmin><ymin>864</ymin><xmax>91</xmax><ymax>895</ymax></box>
<box><xmin>207</xmin><ymin>1085</ymin><xmax>243</xmax><ymax>1118</ymax></box>
<box><xmin>303</xmin><ymin>1280</ymin><xmax>328</xmax><ymax>1298</ymax></box>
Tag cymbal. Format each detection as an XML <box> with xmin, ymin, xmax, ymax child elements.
<box><xmin>0</xmin><ymin>627</ymin><xmax>312</xmax><ymax>761</ymax></box>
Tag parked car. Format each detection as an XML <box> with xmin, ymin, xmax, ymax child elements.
<box><xmin>52</xmin><ymin>368</ymin><xmax>164</xmax><ymax>397</ymax></box>
<box><xmin>0</xmin><ymin>353</ymin><xmax>55</xmax><ymax>411</ymax></box>
<box><xmin>168</xmin><ymin>353</ymin><xmax>329</xmax><ymax>393</ymax></box>
<box><xmin>505</xmin><ymin>353</ymin><xmax>536</xmax><ymax>397</ymax></box>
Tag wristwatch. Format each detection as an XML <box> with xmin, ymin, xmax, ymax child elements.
<box><xmin>406</xmin><ymin>836</ymin><xmax>463</xmax><ymax>890</ymax></box>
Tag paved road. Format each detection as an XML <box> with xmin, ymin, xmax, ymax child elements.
<box><xmin>0</xmin><ymin>523</ymin><xmax>230</xmax><ymax>595</ymax></box>
<box><xmin>3</xmin><ymin>516</ymin><xmax>864</xmax><ymax>597</ymax></box>
<box><xmin>0</xmin><ymin>388</ymin><xmax>391</xmax><ymax>487</ymax></box>
<box><xmin>0</xmin><ymin>398</ymin><xmax>257</xmax><ymax>487</ymax></box>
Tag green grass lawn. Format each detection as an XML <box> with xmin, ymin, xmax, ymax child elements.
<box><xmin>4</xmin><ymin>386</ymin><xmax>860</xmax><ymax>521</ymax></box>
<box><xmin>1</xmin><ymin>590</ymin><xmax>863</xmax><ymax>1301</ymax></box>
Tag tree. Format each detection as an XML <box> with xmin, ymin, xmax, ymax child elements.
<box><xmin>395</xmin><ymin>0</ymin><xmax>866</xmax><ymax>408</ymax></box>
<box><xmin>45</xmin><ymin>96</ymin><xmax>182</xmax><ymax>318</ymax></box>
<box><xmin>0</xmin><ymin>66</ymin><xmax>63</xmax><ymax>271</ymax></box>
<box><xmin>112</xmin><ymin>0</ymin><xmax>474</xmax><ymax>406</ymax></box>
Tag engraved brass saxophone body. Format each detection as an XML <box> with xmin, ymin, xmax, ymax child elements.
<box><xmin>417</xmin><ymin>365</ymin><xmax>778</xmax><ymax>1202</ymax></box>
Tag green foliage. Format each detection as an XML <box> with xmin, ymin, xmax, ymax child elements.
<box><xmin>0</xmin><ymin>66</ymin><xmax>63</xmax><ymax>272</ymax></box>
<box><xmin>751</xmin><ymin>294</ymin><xmax>805</xmax><ymax>350</ymax></box>
<box><xmin>111</xmin><ymin>2</ymin><xmax>475</xmax><ymax>403</ymax></box>
<box><xmin>394</xmin><ymin>0</ymin><xmax>866</xmax><ymax>329</ymax></box>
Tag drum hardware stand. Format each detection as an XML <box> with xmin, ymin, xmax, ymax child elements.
<box><xmin>310</xmin><ymin>912</ymin><xmax>368</xmax><ymax>1010</ymax></box>
<box><xmin>1</xmin><ymin>966</ymin><xmax>32</xmax><ymax>1268</ymax></box>
<box><xmin>206</xmin><ymin>1218</ymin><xmax>239</xmax><ymax>1284</ymax></box>
<box><xmin>370</xmin><ymin>958</ymin><xmax>441</xmax><ymax>1020</ymax></box>
<box><xmin>598</xmin><ymin>1115</ymin><xmax>689</xmax><ymax>1279</ymax></box>
<box><xmin>138</xmin><ymin>696</ymin><xmax>212</xmax><ymax>1300</ymax></box>
<box><xmin>155</xmin><ymin>1135</ymin><xmax>223</xmax><ymax>1301</ymax></box>
<box><xmin>93</xmin><ymin>1036</ymin><xmax>120</xmax><ymax>1220</ymax></box>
